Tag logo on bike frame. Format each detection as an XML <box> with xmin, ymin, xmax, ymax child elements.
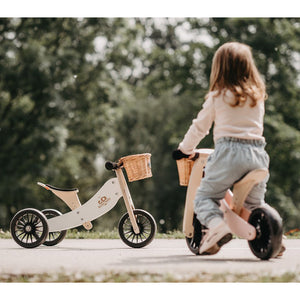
<box><xmin>98</xmin><ymin>196</ymin><xmax>110</xmax><ymax>208</ymax></box>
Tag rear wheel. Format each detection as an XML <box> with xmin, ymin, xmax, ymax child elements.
<box><xmin>42</xmin><ymin>209</ymin><xmax>67</xmax><ymax>246</ymax></box>
<box><xmin>248</xmin><ymin>206</ymin><xmax>283</xmax><ymax>260</ymax></box>
<box><xmin>10</xmin><ymin>208</ymin><xmax>49</xmax><ymax>248</ymax></box>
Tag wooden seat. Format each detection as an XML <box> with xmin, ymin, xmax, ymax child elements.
<box><xmin>37</xmin><ymin>182</ymin><xmax>92</xmax><ymax>230</ymax></box>
<box><xmin>45</xmin><ymin>184</ymin><xmax>78</xmax><ymax>192</ymax></box>
<box><xmin>231</xmin><ymin>168</ymin><xmax>269</xmax><ymax>215</ymax></box>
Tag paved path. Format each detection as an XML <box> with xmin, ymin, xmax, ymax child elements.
<box><xmin>1</xmin><ymin>238</ymin><xmax>300</xmax><ymax>280</ymax></box>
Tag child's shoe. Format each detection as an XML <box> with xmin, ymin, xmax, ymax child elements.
<box><xmin>275</xmin><ymin>235</ymin><xmax>286</xmax><ymax>258</ymax></box>
<box><xmin>200</xmin><ymin>243</ymin><xmax>221</xmax><ymax>255</ymax></box>
<box><xmin>199</xmin><ymin>219</ymin><xmax>232</xmax><ymax>255</ymax></box>
<box><xmin>275</xmin><ymin>243</ymin><xmax>286</xmax><ymax>258</ymax></box>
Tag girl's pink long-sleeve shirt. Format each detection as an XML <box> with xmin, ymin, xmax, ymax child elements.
<box><xmin>179</xmin><ymin>89</ymin><xmax>265</xmax><ymax>154</ymax></box>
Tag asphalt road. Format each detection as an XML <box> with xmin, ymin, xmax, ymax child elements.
<box><xmin>1</xmin><ymin>238</ymin><xmax>300</xmax><ymax>281</ymax></box>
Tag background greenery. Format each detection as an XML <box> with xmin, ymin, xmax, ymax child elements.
<box><xmin>0</xmin><ymin>18</ymin><xmax>299</xmax><ymax>233</ymax></box>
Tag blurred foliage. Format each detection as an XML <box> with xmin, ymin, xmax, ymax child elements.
<box><xmin>0</xmin><ymin>18</ymin><xmax>299</xmax><ymax>232</ymax></box>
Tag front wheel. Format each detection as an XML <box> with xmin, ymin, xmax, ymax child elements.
<box><xmin>118</xmin><ymin>209</ymin><xmax>157</xmax><ymax>248</ymax></box>
<box><xmin>248</xmin><ymin>206</ymin><xmax>283</xmax><ymax>260</ymax></box>
<box><xmin>42</xmin><ymin>209</ymin><xmax>67</xmax><ymax>246</ymax></box>
<box><xmin>10</xmin><ymin>208</ymin><xmax>49</xmax><ymax>248</ymax></box>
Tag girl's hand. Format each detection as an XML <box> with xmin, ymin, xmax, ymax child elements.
<box><xmin>188</xmin><ymin>152</ymin><xmax>200</xmax><ymax>161</ymax></box>
<box><xmin>172</xmin><ymin>149</ymin><xmax>189</xmax><ymax>160</ymax></box>
<box><xmin>172</xmin><ymin>149</ymin><xmax>199</xmax><ymax>161</ymax></box>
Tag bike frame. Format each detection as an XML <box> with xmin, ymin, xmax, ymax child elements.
<box><xmin>183</xmin><ymin>149</ymin><xmax>268</xmax><ymax>241</ymax></box>
<box><xmin>182</xmin><ymin>149</ymin><xmax>213</xmax><ymax>238</ymax></box>
<box><xmin>38</xmin><ymin>167</ymin><xmax>140</xmax><ymax>234</ymax></box>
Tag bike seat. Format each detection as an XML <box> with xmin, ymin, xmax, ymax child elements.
<box><xmin>37</xmin><ymin>182</ymin><xmax>78</xmax><ymax>192</ymax></box>
<box><xmin>231</xmin><ymin>168</ymin><xmax>269</xmax><ymax>215</ymax></box>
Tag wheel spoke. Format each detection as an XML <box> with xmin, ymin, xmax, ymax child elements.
<box><xmin>140</xmin><ymin>231</ymin><xmax>148</xmax><ymax>240</ymax></box>
<box><xmin>20</xmin><ymin>232</ymin><xmax>27</xmax><ymax>241</ymax></box>
<box><xmin>126</xmin><ymin>231</ymin><xmax>134</xmax><ymax>239</ymax></box>
<box><xmin>53</xmin><ymin>232</ymin><xmax>60</xmax><ymax>239</ymax></box>
<box><xmin>35</xmin><ymin>225</ymin><xmax>44</xmax><ymax>231</ymax></box>
<box><xmin>32</xmin><ymin>232</ymin><xmax>40</xmax><ymax>241</ymax></box>
<box><xmin>29</xmin><ymin>233</ymin><xmax>33</xmax><ymax>243</ymax></box>
<box><xmin>138</xmin><ymin>219</ymin><xmax>147</xmax><ymax>226</ymax></box>
<box><xmin>124</xmin><ymin>229</ymin><xmax>133</xmax><ymax>235</ymax></box>
<box><xmin>32</xmin><ymin>216</ymin><xmax>40</xmax><ymax>226</ymax></box>
<box><xmin>16</xmin><ymin>224</ymin><xmax>25</xmax><ymax>230</ymax></box>
<box><xmin>18</xmin><ymin>219</ymin><xmax>26</xmax><ymax>226</ymax></box>
<box><xmin>130</xmin><ymin>234</ymin><xmax>135</xmax><ymax>242</ymax></box>
<box><xmin>28</xmin><ymin>213</ymin><xmax>33</xmax><ymax>223</ymax></box>
<box><xmin>17</xmin><ymin>231</ymin><xmax>26</xmax><ymax>239</ymax></box>
<box><xmin>49</xmin><ymin>232</ymin><xmax>58</xmax><ymax>241</ymax></box>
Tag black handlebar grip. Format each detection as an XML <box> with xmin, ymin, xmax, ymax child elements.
<box><xmin>172</xmin><ymin>149</ymin><xmax>190</xmax><ymax>160</ymax></box>
<box><xmin>105</xmin><ymin>161</ymin><xmax>119</xmax><ymax>170</ymax></box>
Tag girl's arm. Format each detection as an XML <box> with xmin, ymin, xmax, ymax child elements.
<box><xmin>179</xmin><ymin>95</ymin><xmax>215</xmax><ymax>155</ymax></box>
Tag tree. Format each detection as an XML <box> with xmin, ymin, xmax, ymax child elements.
<box><xmin>0</xmin><ymin>18</ymin><xmax>132</xmax><ymax>227</ymax></box>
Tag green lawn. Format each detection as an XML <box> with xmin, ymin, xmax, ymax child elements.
<box><xmin>0</xmin><ymin>228</ymin><xmax>185</xmax><ymax>239</ymax></box>
<box><xmin>1</xmin><ymin>228</ymin><xmax>300</xmax><ymax>240</ymax></box>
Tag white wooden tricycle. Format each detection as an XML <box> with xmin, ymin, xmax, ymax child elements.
<box><xmin>10</xmin><ymin>153</ymin><xmax>157</xmax><ymax>249</ymax></box>
<box><xmin>173</xmin><ymin>148</ymin><xmax>283</xmax><ymax>260</ymax></box>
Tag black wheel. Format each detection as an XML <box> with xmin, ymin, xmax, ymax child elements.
<box><xmin>185</xmin><ymin>214</ymin><xmax>205</xmax><ymax>255</ymax></box>
<box><xmin>118</xmin><ymin>209</ymin><xmax>157</xmax><ymax>248</ymax></box>
<box><xmin>248</xmin><ymin>206</ymin><xmax>283</xmax><ymax>260</ymax></box>
<box><xmin>10</xmin><ymin>208</ymin><xmax>49</xmax><ymax>248</ymax></box>
<box><xmin>41</xmin><ymin>209</ymin><xmax>67</xmax><ymax>246</ymax></box>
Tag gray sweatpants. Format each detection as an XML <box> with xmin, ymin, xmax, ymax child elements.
<box><xmin>194</xmin><ymin>137</ymin><xmax>270</xmax><ymax>228</ymax></box>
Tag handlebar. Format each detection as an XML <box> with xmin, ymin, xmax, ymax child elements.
<box><xmin>172</xmin><ymin>149</ymin><xmax>200</xmax><ymax>161</ymax></box>
<box><xmin>172</xmin><ymin>149</ymin><xmax>189</xmax><ymax>160</ymax></box>
<box><xmin>105</xmin><ymin>161</ymin><xmax>122</xmax><ymax>170</ymax></box>
<box><xmin>172</xmin><ymin>149</ymin><xmax>190</xmax><ymax>160</ymax></box>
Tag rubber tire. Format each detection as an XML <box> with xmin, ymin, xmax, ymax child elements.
<box><xmin>248</xmin><ymin>206</ymin><xmax>283</xmax><ymax>260</ymax></box>
<box><xmin>118</xmin><ymin>209</ymin><xmax>157</xmax><ymax>248</ymax></box>
<box><xmin>42</xmin><ymin>209</ymin><xmax>67</xmax><ymax>246</ymax></box>
<box><xmin>185</xmin><ymin>214</ymin><xmax>204</xmax><ymax>255</ymax></box>
<box><xmin>10</xmin><ymin>208</ymin><xmax>49</xmax><ymax>248</ymax></box>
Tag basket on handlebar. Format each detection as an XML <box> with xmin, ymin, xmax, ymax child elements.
<box><xmin>120</xmin><ymin>153</ymin><xmax>152</xmax><ymax>182</ymax></box>
<box><xmin>176</xmin><ymin>158</ymin><xmax>194</xmax><ymax>186</ymax></box>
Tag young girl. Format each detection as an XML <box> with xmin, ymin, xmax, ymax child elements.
<box><xmin>178</xmin><ymin>42</ymin><xmax>270</xmax><ymax>254</ymax></box>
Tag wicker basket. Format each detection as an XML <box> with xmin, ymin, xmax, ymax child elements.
<box><xmin>120</xmin><ymin>153</ymin><xmax>152</xmax><ymax>182</ymax></box>
<box><xmin>176</xmin><ymin>158</ymin><xmax>194</xmax><ymax>186</ymax></box>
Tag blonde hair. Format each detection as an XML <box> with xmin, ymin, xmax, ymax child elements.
<box><xmin>207</xmin><ymin>42</ymin><xmax>267</xmax><ymax>107</ymax></box>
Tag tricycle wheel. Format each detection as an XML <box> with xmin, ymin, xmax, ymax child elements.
<box><xmin>42</xmin><ymin>209</ymin><xmax>67</xmax><ymax>246</ymax></box>
<box><xmin>118</xmin><ymin>209</ymin><xmax>156</xmax><ymax>248</ymax></box>
<box><xmin>185</xmin><ymin>214</ymin><xmax>204</xmax><ymax>255</ymax></box>
<box><xmin>10</xmin><ymin>208</ymin><xmax>49</xmax><ymax>248</ymax></box>
<box><xmin>248</xmin><ymin>206</ymin><xmax>283</xmax><ymax>260</ymax></box>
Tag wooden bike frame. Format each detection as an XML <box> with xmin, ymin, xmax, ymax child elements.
<box><xmin>183</xmin><ymin>149</ymin><xmax>268</xmax><ymax>241</ymax></box>
<box><xmin>38</xmin><ymin>167</ymin><xmax>140</xmax><ymax>234</ymax></box>
<box><xmin>115</xmin><ymin>168</ymin><xmax>140</xmax><ymax>234</ymax></box>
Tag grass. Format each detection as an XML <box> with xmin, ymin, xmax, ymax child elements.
<box><xmin>0</xmin><ymin>228</ymin><xmax>185</xmax><ymax>239</ymax></box>
<box><xmin>2</xmin><ymin>227</ymin><xmax>300</xmax><ymax>240</ymax></box>
<box><xmin>64</xmin><ymin>228</ymin><xmax>186</xmax><ymax>239</ymax></box>
<box><xmin>1</xmin><ymin>270</ymin><xmax>300</xmax><ymax>282</ymax></box>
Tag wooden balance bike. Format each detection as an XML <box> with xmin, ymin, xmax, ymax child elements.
<box><xmin>10</xmin><ymin>153</ymin><xmax>157</xmax><ymax>249</ymax></box>
<box><xmin>173</xmin><ymin>149</ymin><xmax>283</xmax><ymax>260</ymax></box>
